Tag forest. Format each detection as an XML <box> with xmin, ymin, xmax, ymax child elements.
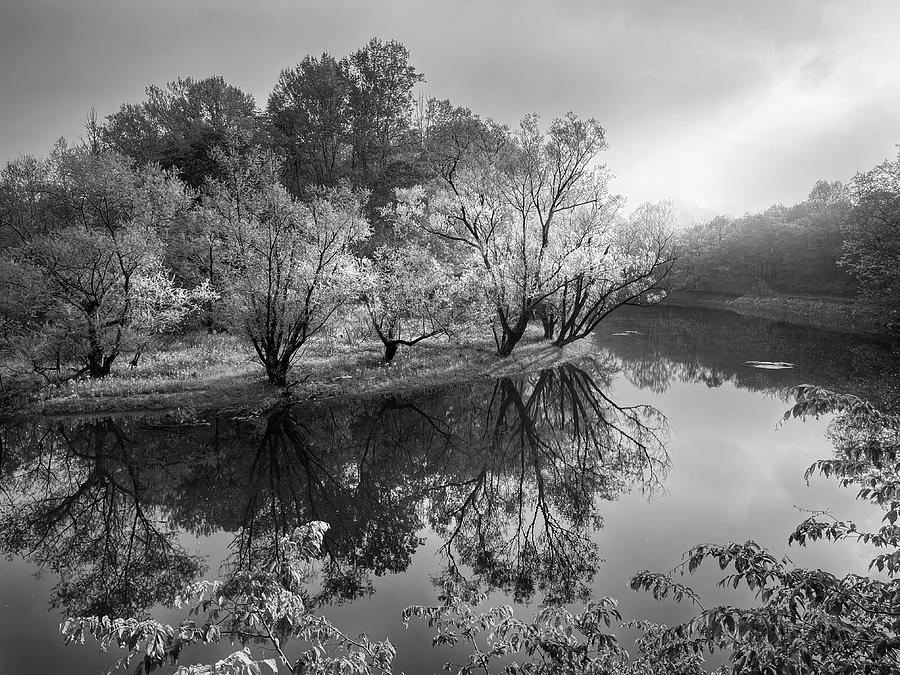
<box><xmin>0</xmin><ymin>38</ymin><xmax>677</xmax><ymax>394</ymax></box>
<box><xmin>1</xmin><ymin>37</ymin><xmax>896</xmax><ymax>401</ymax></box>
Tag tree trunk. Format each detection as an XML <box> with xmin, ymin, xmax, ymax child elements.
<box><xmin>265</xmin><ymin>359</ymin><xmax>290</xmax><ymax>386</ymax></box>
<box><xmin>496</xmin><ymin>315</ymin><xmax>530</xmax><ymax>357</ymax></box>
<box><xmin>534</xmin><ymin>303</ymin><xmax>556</xmax><ymax>340</ymax></box>
<box><xmin>86</xmin><ymin>307</ymin><xmax>109</xmax><ymax>378</ymax></box>
<box><xmin>384</xmin><ymin>341</ymin><xmax>399</xmax><ymax>362</ymax></box>
<box><xmin>540</xmin><ymin>315</ymin><xmax>555</xmax><ymax>340</ymax></box>
<box><xmin>87</xmin><ymin>350</ymin><xmax>112</xmax><ymax>378</ymax></box>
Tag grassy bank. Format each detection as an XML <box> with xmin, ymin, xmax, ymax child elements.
<box><xmin>3</xmin><ymin>327</ymin><xmax>598</xmax><ymax>420</ymax></box>
<box><xmin>666</xmin><ymin>291</ymin><xmax>890</xmax><ymax>336</ymax></box>
<box><xmin>8</xmin><ymin>294</ymin><xmax>894</xmax><ymax>419</ymax></box>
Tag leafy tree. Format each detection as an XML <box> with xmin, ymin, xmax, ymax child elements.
<box><xmin>399</xmin><ymin>112</ymin><xmax>668</xmax><ymax>356</ymax></box>
<box><xmin>807</xmin><ymin>179</ymin><xmax>848</xmax><ymax>209</ymax></box>
<box><xmin>342</xmin><ymin>38</ymin><xmax>424</xmax><ymax>182</ymax></box>
<box><xmin>548</xmin><ymin>201</ymin><xmax>676</xmax><ymax>346</ymax></box>
<box><xmin>840</xmin><ymin>150</ymin><xmax>900</xmax><ymax>322</ymax></box>
<box><xmin>205</xmin><ymin>146</ymin><xmax>369</xmax><ymax>385</ymax></box>
<box><xmin>265</xmin><ymin>39</ymin><xmax>425</xmax><ymax>240</ymax></box>
<box><xmin>361</xmin><ymin>243</ymin><xmax>462</xmax><ymax>361</ymax></box>
<box><xmin>267</xmin><ymin>53</ymin><xmax>351</xmax><ymax>194</ymax></box>
<box><xmin>0</xmin><ymin>144</ymin><xmax>209</xmax><ymax>378</ymax></box>
<box><xmin>103</xmin><ymin>76</ymin><xmax>260</xmax><ymax>189</ymax></box>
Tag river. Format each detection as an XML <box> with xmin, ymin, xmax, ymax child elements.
<box><xmin>1</xmin><ymin>305</ymin><xmax>897</xmax><ymax>673</ymax></box>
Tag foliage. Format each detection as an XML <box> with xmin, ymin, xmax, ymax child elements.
<box><xmin>548</xmin><ymin>201</ymin><xmax>675</xmax><ymax>346</ymax></box>
<box><xmin>0</xmin><ymin>144</ymin><xmax>209</xmax><ymax>378</ymax></box>
<box><xmin>626</xmin><ymin>384</ymin><xmax>900</xmax><ymax>673</ymax></box>
<box><xmin>342</xmin><ymin>37</ymin><xmax>425</xmax><ymax>223</ymax></box>
<box><xmin>61</xmin><ymin>522</ymin><xmax>397</xmax><ymax>675</ymax></box>
<box><xmin>675</xmin><ymin>183</ymin><xmax>854</xmax><ymax>298</ymax></box>
<box><xmin>104</xmin><ymin>76</ymin><xmax>260</xmax><ymax>189</ymax></box>
<box><xmin>840</xmin><ymin>150</ymin><xmax>900</xmax><ymax>322</ymax></box>
<box><xmin>266</xmin><ymin>38</ymin><xmax>424</xmax><ymax>228</ymax></box>
<box><xmin>403</xmin><ymin>576</ymin><xmax>723</xmax><ymax>674</ymax></box>
<box><xmin>398</xmin><ymin>111</ymin><xmax>673</xmax><ymax>356</ymax></box>
<box><xmin>360</xmin><ymin>243</ymin><xmax>463</xmax><ymax>361</ymax></box>
<box><xmin>403</xmin><ymin>579</ymin><xmax>627</xmax><ymax>674</ymax></box>
<box><xmin>205</xmin><ymin>145</ymin><xmax>370</xmax><ymax>385</ymax></box>
<box><xmin>267</xmin><ymin>53</ymin><xmax>351</xmax><ymax>193</ymax></box>
<box><xmin>342</xmin><ymin>38</ymin><xmax>423</xmax><ymax>178</ymax></box>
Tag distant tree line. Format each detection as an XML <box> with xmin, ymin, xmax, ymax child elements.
<box><xmin>676</xmin><ymin>161</ymin><xmax>900</xmax><ymax>329</ymax></box>
<box><xmin>676</xmin><ymin>181</ymin><xmax>852</xmax><ymax>296</ymax></box>
<box><xmin>0</xmin><ymin>38</ymin><xmax>676</xmax><ymax>385</ymax></box>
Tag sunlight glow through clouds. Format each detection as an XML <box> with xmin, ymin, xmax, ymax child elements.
<box><xmin>612</xmin><ymin>38</ymin><xmax>900</xmax><ymax>214</ymax></box>
<box><xmin>0</xmin><ymin>0</ymin><xmax>898</xmax><ymax>216</ymax></box>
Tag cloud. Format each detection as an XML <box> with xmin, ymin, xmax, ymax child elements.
<box><xmin>0</xmin><ymin>0</ymin><xmax>898</xmax><ymax>214</ymax></box>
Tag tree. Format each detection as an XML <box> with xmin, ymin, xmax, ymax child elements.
<box><xmin>0</xmin><ymin>144</ymin><xmax>208</xmax><ymax>378</ymax></box>
<box><xmin>361</xmin><ymin>243</ymin><xmax>461</xmax><ymax>361</ymax></box>
<box><xmin>342</xmin><ymin>38</ymin><xmax>423</xmax><ymax>181</ymax></box>
<box><xmin>205</xmin><ymin>146</ymin><xmax>369</xmax><ymax>385</ymax></box>
<box><xmin>267</xmin><ymin>53</ymin><xmax>351</xmax><ymax>194</ymax></box>
<box><xmin>104</xmin><ymin>75</ymin><xmax>259</xmax><ymax>189</ymax></box>
<box><xmin>840</xmin><ymin>150</ymin><xmax>900</xmax><ymax>322</ymax></box>
<box><xmin>547</xmin><ymin>201</ymin><xmax>675</xmax><ymax>346</ymax></box>
<box><xmin>401</xmin><ymin>112</ymin><xmax>662</xmax><ymax>356</ymax></box>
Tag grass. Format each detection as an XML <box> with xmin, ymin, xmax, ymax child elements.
<box><xmin>3</xmin><ymin>326</ymin><xmax>597</xmax><ymax>419</ymax></box>
<box><xmin>11</xmin><ymin>293</ymin><xmax>889</xmax><ymax>420</ymax></box>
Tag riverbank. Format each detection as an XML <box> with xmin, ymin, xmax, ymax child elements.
<box><xmin>665</xmin><ymin>291</ymin><xmax>890</xmax><ymax>336</ymax></box>
<box><xmin>6</xmin><ymin>294</ymin><xmax>894</xmax><ymax>420</ymax></box>
<box><xmin>2</xmin><ymin>328</ymin><xmax>599</xmax><ymax>420</ymax></box>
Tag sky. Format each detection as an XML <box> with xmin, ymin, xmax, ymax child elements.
<box><xmin>1</xmin><ymin>0</ymin><xmax>899</xmax><ymax>216</ymax></box>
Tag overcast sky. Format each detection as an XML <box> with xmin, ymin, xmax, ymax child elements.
<box><xmin>1</xmin><ymin>0</ymin><xmax>898</xmax><ymax>215</ymax></box>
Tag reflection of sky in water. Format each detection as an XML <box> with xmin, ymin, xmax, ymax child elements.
<box><xmin>0</xmin><ymin>306</ymin><xmax>895</xmax><ymax>674</ymax></box>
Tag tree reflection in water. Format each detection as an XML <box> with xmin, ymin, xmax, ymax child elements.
<box><xmin>0</xmin><ymin>359</ymin><xmax>670</xmax><ymax>625</ymax></box>
<box><xmin>223</xmin><ymin>403</ymin><xmax>433</xmax><ymax>605</ymax></box>
<box><xmin>0</xmin><ymin>419</ymin><xmax>205</xmax><ymax>617</ymax></box>
<box><xmin>594</xmin><ymin>304</ymin><xmax>900</xmax><ymax>403</ymax></box>
<box><xmin>215</xmin><ymin>358</ymin><xmax>669</xmax><ymax>606</ymax></box>
<box><xmin>429</xmin><ymin>361</ymin><xmax>670</xmax><ymax>603</ymax></box>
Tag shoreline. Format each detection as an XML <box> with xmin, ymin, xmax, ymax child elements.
<box><xmin>2</xmin><ymin>329</ymin><xmax>599</xmax><ymax>421</ymax></box>
<box><xmin>5</xmin><ymin>295</ymin><xmax>894</xmax><ymax>420</ymax></box>
<box><xmin>665</xmin><ymin>291</ymin><xmax>891</xmax><ymax>337</ymax></box>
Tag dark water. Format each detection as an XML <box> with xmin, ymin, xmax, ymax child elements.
<box><xmin>1</xmin><ymin>306</ymin><xmax>898</xmax><ymax>674</ymax></box>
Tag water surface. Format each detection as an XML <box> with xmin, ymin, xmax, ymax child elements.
<box><xmin>1</xmin><ymin>306</ymin><xmax>897</xmax><ymax>673</ymax></box>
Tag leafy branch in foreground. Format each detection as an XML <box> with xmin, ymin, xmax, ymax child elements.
<box><xmin>403</xmin><ymin>577</ymin><xmax>627</xmax><ymax>674</ymax></box>
<box><xmin>61</xmin><ymin>522</ymin><xmax>396</xmax><ymax>675</ymax></box>
<box><xmin>628</xmin><ymin>385</ymin><xmax>900</xmax><ymax>674</ymax></box>
<box><xmin>402</xmin><ymin>575</ymin><xmax>717</xmax><ymax>674</ymax></box>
